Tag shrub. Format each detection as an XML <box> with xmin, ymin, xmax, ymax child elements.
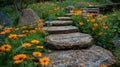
<box><xmin>0</xmin><ymin>21</ymin><xmax>50</xmax><ymax>67</ymax></box>
<box><xmin>71</xmin><ymin>9</ymin><xmax>114</xmax><ymax>49</ymax></box>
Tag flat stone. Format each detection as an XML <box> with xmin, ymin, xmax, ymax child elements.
<box><xmin>43</xmin><ymin>26</ymin><xmax>78</xmax><ymax>34</ymax></box>
<box><xmin>45</xmin><ymin>21</ymin><xmax>72</xmax><ymax>26</ymax></box>
<box><xmin>65</xmin><ymin>13</ymin><xmax>72</xmax><ymax>17</ymax></box>
<box><xmin>57</xmin><ymin>17</ymin><xmax>71</xmax><ymax>20</ymax></box>
<box><xmin>45</xmin><ymin>32</ymin><xmax>93</xmax><ymax>49</ymax></box>
<box><xmin>45</xmin><ymin>46</ymin><xmax>116</xmax><ymax>67</ymax></box>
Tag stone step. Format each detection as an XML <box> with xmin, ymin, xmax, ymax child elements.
<box><xmin>65</xmin><ymin>13</ymin><xmax>72</xmax><ymax>17</ymax></box>
<box><xmin>42</xmin><ymin>26</ymin><xmax>78</xmax><ymax>34</ymax></box>
<box><xmin>45</xmin><ymin>21</ymin><xmax>72</xmax><ymax>26</ymax></box>
<box><xmin>45</xmin><ymin>32</ymin><xmax>93</xmax><ymax>49</ymax></box>
<box><xmin>57</xmin><ymin>17</ymin><xmax>71</xmax><ymax>21</ymax></box>
<box><xmin>45</xmin><ymin>45</ymin><xmax>116</xmax><ymax>67</ymax></box>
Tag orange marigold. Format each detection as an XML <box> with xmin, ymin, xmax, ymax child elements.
<box><xmin>13</xmin><ymin>54</ymin><xmax>27</xmax><ymax>64</ymax></box>
<box><xmin>39</xmin><ymin>57</ymin><xmax>50</xmax><ymax>66</ymax></box>
<box><xmin>1</xmin><ymin>44</ymin><xmax>12</xmax><ymax>51</ymax></box>
<box><xmin>33</xmin><ymin>52</ymin><xmax>42</xmax><ymax>57</ymax></box>
<box><xmin>31</xmin><ymin>40</ymin><xmax>40</xmax><ymax>44</ymax></box>
<box><xmin>79</xmin><ymin>22</ymin><xmax>84</xmax><ymax>26</ymax></box>
<box><xmin>22</xmin><ymin>43</ymin><xmax>32</xmax><ymax>48</ymax></box>
<box><xmin>8</xmin><ymin>34</ymin><xmax>18</xmax><ymax>40</ymax></box>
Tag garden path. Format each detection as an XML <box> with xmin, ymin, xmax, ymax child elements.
<box><xmin>42</xmin><ymin>12</ymin><xmax>116</xmax><ymax>67</ymax></box>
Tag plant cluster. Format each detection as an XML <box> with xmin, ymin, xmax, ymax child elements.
<box><xmin>0</xmin><ymin>20</ymin><xmax>50</xmax><ymax>67</ymax></box>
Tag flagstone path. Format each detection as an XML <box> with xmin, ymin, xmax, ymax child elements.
<box><xmin>42</xmin><ymin>12</ymin><xmax>116</xmax><ymax>67</ymax></box>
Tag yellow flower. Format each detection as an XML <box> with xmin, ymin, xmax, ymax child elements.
<box><xmin>8</xmin><ymin>34</ymin><xmax>18</xmax><ymax>40</ymax></box>
<box><xmin>79</xmin><ymin>22</ymin><xmax>84</xmax><ymax>26</ymax></box>
<box><xmin>18</xmin><ymin>34</ymin><xmax>26</xmax><ymax>37</ymax></box>
<box><xmin>90</xmin><ymin>19</ymin><xmax>95</xmax><ymax>22</ymax></box>
<box><xmin>92</xmin><ymin>27</ymin><xmax>96</xmax><ymax>31</ymax></box>
<box><xmin>22</xmin><ymin>30</ymin><xmax>29</xmax><ymax>33</ymax></box>
<box><xmin>98</xmin><ymin>17</ymin><xmax>103</xmax><ymax>21</ymax></box>
<box><xmin>31</xmin><ymin>40</ymin><xmax>40</xmax><ymax>44</ymax></box>
<box><xmin>21</xmin><ymin>26</ymin><xmax>27</xmax><ymax>29</ymax></box>
<box><xmin>103</xmin><ymin>26</ymin><xmax>108</xmax><ymax>30</ymax></box>
<box><xmin>0</xmin><ymin>31</ymin><xmax>7</xmax><ymax>35</ymax></box>
<box><xmin>36</xmin><ymin>46</ymin><xmax>44</xmax><ymax>49</ymax></box>
<box><xmin>39</xmin><ymin>57</ymin><xmax>50</xmax><ymax>66</ymax></box>
<box><xmin>33</xmin><ymin>52</ymin><xmax>42</xmax><ymax>57</ymax></box>
<box><xmin>98</xmin><ymin>32</ymin><xmax>103</xmax><ymax>36</ymax></box>
<box><xmin>93</xmin><ymin>23</ymin><xmax>98</xmax><ymax>27</ymax></box>
<box><xmin>1</xmin><ymin>44</ymin><xmax>11</xmax><ymax>51</ymax></box>
<box><xmin>0</xmin><ymin>25</ymin><xmax>3</xmax><ymax>29</ymax></box>
<box><xmin>14</xmin><ymin>28</ymin><xmax>19</xmax><ymax>31</ymax></box>
<box><xmin>22</xmin><ymin>43</ymin><xmax>32</xmax><ymax>48</ymax></box>
<box><xmin>40</xmin><ymin>29</ymin><xmax>45</xmax><ymax>33</ymax></box>
<box><xmin>30</xmin><ymin>30</ymin><xmax>36</xmax><ymax>33</ymax></box>
<box><xmin>98</xmin><ymin>64</ymin><xmax>108</xmax><ymax>67</ymax></box>
<box><xmin>103</xmin><ymin>16</ymin><xmax>107</xmax><ymax>18</ymax></box>
<box><xmin>13</xmin><ymin>54</ymin><xmax>27</xmax><ymax>64</ymax></box>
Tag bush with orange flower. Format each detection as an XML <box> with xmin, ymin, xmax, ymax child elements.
<box><xmin>72</xmin><ymin>12</ymin><xmax>114</xmax><ymax>49</ymax></box>
<box><xmin>0</xmin><ymin>21</ymin><xmax>50</xmax><ymax>67</ymax></box>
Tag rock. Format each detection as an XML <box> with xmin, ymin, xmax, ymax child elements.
<box><xmin>45</xmin><ymin>21</ymin><xmax>72</xmax><ymax>26</ymax></box>
<box><xmin>65</xmin><ymin>13</ymin><xmax>72</xmax><ymax>17</ymax></box>
<box><xmin>45</xmin><ymin>32</ymin><xmax>93</xmax><ymax>49</ymax></box>
<box><xmin>45</xmin><ymin>46</ymin><xmax>116</xmax><ymax>67</ymax></box>
<box><xmin>42</xmin><ymin>26</ymin><xmax>78</xmax><ymax>34</ymax></box>
<box><xmin>57</xmin><ymin>17</ymin><xmax>71</xmax><ymax>21</ymax></box>
<box><xmin>18</xmin><ymin>8</ymin><xmax>40</xmax><ymax>26</ymax></box>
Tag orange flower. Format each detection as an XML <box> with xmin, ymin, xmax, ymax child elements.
<box><xmin>0</xmin><ymin>25</ymin><xmax>3</xmax><ymax>29</ymax></box>
<box><xmin>31</xmin><ymin>40</ymin><xmax>40</xmax><ymax>44</ymax></box>
<box><xmin>13</xmin><ymin>54</ymin><xmax>27</xmax><ymax>64</ymax></box>
<box><xmin>14</xmin><ymin>28</ymin><xmax>19</xmax><ymax>31</ymax></box>
<box><xmin>40</xmin><ymin>29</ymin><xmax>45</xmax><ymax>33</ymax></box>
<box><xmin>98</xmin><ymin>17</ymin><xmax>103</xmax><ymax>21</ymax></box>
<box><xmin>39</xmin><ymin>57</ymin><xmax>50</xmax><ymax>66</ymax></box>
<box><xmin>30</xmin><ymin>30</ymin><xmax>36</xmax><ymax>33</ymax></box>
<box><xmin>18</xmin><ymin>34</ymin><xmax>26</xmax><ymax>37</ymax></box>
<box><xmin>93</xmin><ymin>23</ymin><xmax>98</xmax><ymax>27</ymax></box>
<box><xmin>21</xmin><ymin>26</ymin><xmax>27</xmax><ymax>29</ymax></box>
<box><xmin>92</xmin><ymin>27</ymin><xmax>96</xmax><ymax>31</ymax></box>
<box><xmin>8</xmin><ymin>34</ymin><xmax>18</xmax><ymax>40</ymax></box>
<box><xmin>0</xmin><ymin>31</ymin><xmax>7</xmax><ymax>35</ymax></box>
<box><xmin>103</xmin><ymin>26</ymin><xmax>108</xmax><ymax>30</ymax></box>
<box><xmin>22</xmin><ymin>43</ymin><xmax>32</xmax><ymax>48</ymax></box>
<box><xmin>22</xmin><ymin>30</ymin><xmax>29</xmax><ymax>33</ymax></box>
<box><xmin>98</xmin><ymin>32</ymin><xmax>103</xmax><ymax>36</ymax></box>
<box><xmin>103</xmin><ymin>16</ymin><xmax>108</xmax><ymax>18</ymax></box>
<box><xmin>90</xmin><ymin>19</ymin><xmax>95</xmax><ymax>22</ymax></box>
<box><xmin>79</xmin><ymin>22</ymin><xmax>84</xmax><ymax>26</ymax></box>
<box><xmin>1</xmin><ymin>44</ymin><xmax>12</xmax><ymax>51</ymax></box>
<box><xmin>36</xmin><ymin>46</ymin><xmax>44</xmax><ymax>49</ymax></box>
<box><xmin>33</xmin><ymin>52</ymin><xmax>42</xmax><ymax>57</ymax></box>
<box><xmin>38</xmin><ymin>23</ymin><xmax>44</xmax><ymax>29</ymax></box>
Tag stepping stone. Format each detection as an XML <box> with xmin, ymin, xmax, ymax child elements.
<box><xmin>57</xmin><ymin>17</ymin><xmax>71</xmax><ymax>21</ymax></box>
<box><xmin>45</xmin><ymin>21</ymin><xmax>72</xmax><ymax>26</ymax></box>
<box><xmin>45</xmin><ymin>32</ymin><xmax>93</xmax><ymax>49</ymax></box>
<box><xmin>43</xmin><ymin>26</ymin><xmax>78</xmax><ymax>34</ymax></box>
<box><xmin>65</xmin><ymin>13</ymin><xmax>72</xmax><ymax>17</ymax></box>
<box><xmin>45</xmin><ymin>46</ymin><xmax>116</xmax><ymax>67</ymax></box>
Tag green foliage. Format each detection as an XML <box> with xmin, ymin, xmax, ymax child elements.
<box><xmin>0</xmin><ymin>24</ymin><xmax>49</xmax><ymax>67</ymax></box>
<box><xmin>72</xmin><ymin>14</ymin><xmax>114</xmax><ymax>49</ymax></box>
